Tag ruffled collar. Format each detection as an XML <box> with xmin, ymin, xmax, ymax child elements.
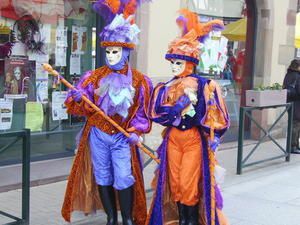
<box><xmin>95</xmin><ymin>65</ymin><xmax>135</xmax><ymax>119</ymax></box>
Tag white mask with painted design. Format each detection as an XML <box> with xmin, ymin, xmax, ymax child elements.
<box><xmin>105</xmin><ymin>47</ymin><xmax>123</xmax><ymax>65</ymax></box>
<box><xmin>170</xmin><ymin>59</ymin><xmax>186</xmax><ymax>76</ymax></box>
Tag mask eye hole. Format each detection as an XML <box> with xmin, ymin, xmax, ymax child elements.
<box><xmin>112</xmin><ymin>51</ymin><xmax>119</xmax><ymax>54</ymax></box>
<box><xmin>176</xmin><ymin>62</ymin><xmax>182</xmax><ymax>65</ymax></box>
<box><xmin>171</xmin><ymin>60</ymin><xmax>175</xmax><ymax>64</ymax></box>
<box><xmin>106</xmin><ymin>50</ymin><xmax>110</xmax><ymax>54</ymax></box>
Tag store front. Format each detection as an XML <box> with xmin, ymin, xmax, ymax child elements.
<box><xmin>0</xmin><ymin>1</ymin><xmax>98</xmax><ymax>166</ymax></box>
<box><xmin>186</xmin><ymin>0</ymin><xmax>249</xmax><ymax>141</ymax></box>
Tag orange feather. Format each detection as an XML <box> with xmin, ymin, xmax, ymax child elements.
<box><xmin>177</xmin><ymin>8</ymin><xmax>224</xmax><ymax>38</ymax></box>
<box><xmin>105</xmin><ymin>0</ymin><xmax>121</xmax><ymax>14</ymax></box>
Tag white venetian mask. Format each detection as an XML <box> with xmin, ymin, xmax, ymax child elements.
<box><xmin>105</xmin><ymin>47</ymin><xmax>123</xmax><ymax>66</ymax></box>
<box><xmin>170</xmin><ymin>59</ymin><xmax>186</xmax><ymax>76</ymax></box>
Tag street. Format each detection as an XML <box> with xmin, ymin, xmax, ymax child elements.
<box><xmin>0</xmin><ymin>134</ymin><xmax>299</xmax><ymax>225</ymax></box>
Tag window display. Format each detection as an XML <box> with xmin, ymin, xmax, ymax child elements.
<box><xmin>0</xmin><ymin>1</ymin><xmax>97</xmax><ymax>165</ymax></box>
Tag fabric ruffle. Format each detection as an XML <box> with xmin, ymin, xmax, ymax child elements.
<box><xmin>95</xmin><ymin>67</ymin><xmax>135</xmax><ymax>119</ymax></box>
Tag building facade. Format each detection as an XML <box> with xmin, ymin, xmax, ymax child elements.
<box><xmin>0</xmin><ymin>0</ymin><xmax>299</xmax><ymax>188</ymax></box>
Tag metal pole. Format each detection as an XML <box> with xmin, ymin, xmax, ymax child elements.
<box><xmin>95</xmin><ymin>14</ymin><xmax>106</xmax><ymax>68</ymax></box>
<box><xmin>22</xmin><ymin>129</ymin><xmax>30</xmax><ymax>225</ymax></box>
<box><xmin>286</xmin><ymin>103</ymin><xmax>293</xmax><ymax>162</ymax></box>
<box><xmin>237</xmin><ymin>107</ymin><xmax>245</xmax><ymax>174</ymax></box>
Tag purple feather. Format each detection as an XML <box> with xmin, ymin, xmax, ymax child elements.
<box><xmin>93</xmin><ymin>0</ymin><xmax>152</xmax><ymax>24</ymax></box>
<box><xmin>92</xmin><ymin>0</ymin><xmax>116</xmax><ymax>24</ymax></box>
<box><xmin>198</xmin><ymin>23</ymin><xmax>225</xmax><ymax>43</ymax></box>
<box><xmin>198</xmin><ymin>34</ymin><xmax>209</xmax><ymax>43</ymax></box>
<box><xmin>100</xmin><ymin>24</ymin><xmax>132</xmax><ymax>43</ymax></box>
<box><xmin>212</xmin><ymin>23</ymin><xmax>225</xmax><ymax>31</ymax></box>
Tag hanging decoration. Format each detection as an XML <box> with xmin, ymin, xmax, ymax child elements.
<box><xmin>13</xmin><ymin>15</ymin><xmax>45</xmax><ymax>54</ymax></box>
<box><xmin>0</xmin><ymin>24</ymin><xmax>16</xmax><ymax>58</ymax></box>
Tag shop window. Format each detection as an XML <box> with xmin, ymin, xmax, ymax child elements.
<box><xmin>188</xmin><ymin>0</ymin><xmax>246</xmax><ymax>141</ymax></box>
<box><xmin>0</xmin><ymin>0</ymin><xmax>96</xmax><ymax>165</ymax></box>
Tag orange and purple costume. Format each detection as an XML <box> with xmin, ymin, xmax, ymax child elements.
<box><xmin>146</xmin><ymin>9</ymin><xmax>230</xmax><ymax>225</ymax></box>
<box><xmin>61</xmin><ymin>66</ymin><xmax>152</xmax><ymax>225</ymax></box>
<box><xmin>61</xmin><ymin>1</ymin><xmax>153</xmax><ymax>225</ymax></box>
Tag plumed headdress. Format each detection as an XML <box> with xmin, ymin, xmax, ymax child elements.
<box><xmin>93</xmin><ymin>0</ymin><xmax>151</xmax><ymax>49</ymax></box>
<box><xmin>166</xmin><ymin>9</ymin><xmax>224</xmax><ymax>65</ymax></box>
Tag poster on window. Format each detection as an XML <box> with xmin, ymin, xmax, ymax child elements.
<box><xmin>36</xmin><ymin>79</ymin><xmax>48</xmax><ymax>103</ymax></box>
<box><xmin>71</xmin><ymin>26</ymin><xmax>87</xmax><ymax>54</ymax></box>
<box><xmin>56</xmin><ymin>26</ymin><xmax>68</xmax><ymax>47</ymax></box>
<box><xmin>0</xmin><ymin>98</ymin><xmax>13</xmax><ymax>130</ymax></box>
<box><xmin>34</xmin><ymin>54</ymin><xmax>49</xmax><ymax>80</ymax></box>
<box><xmin>4</xmin><ymin>56</ymin><xmax>36</xmax><ymax>101</ymax></box>
<box><xmin>52</xmin><ymin>91</ymin><xmax>68</xmax><ymax>121</ymax></box>
<box><xmin>70</xmin><ymin>54</ymin><xmax>81</xmax><ymax>75</ymax></box>
<box><xmin>55</xmin><ymin>26</ymin><xmax>68</xmax><ymax>67</ymax></box>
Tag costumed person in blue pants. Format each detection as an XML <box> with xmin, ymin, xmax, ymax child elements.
<box><xmin>61</xmin><ymin>1</ymin><xmax>152</xmax><ymax>225</ymax></box>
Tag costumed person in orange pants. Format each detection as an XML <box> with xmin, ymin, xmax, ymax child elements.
<box><xmin>147</xmin><ymin>9</ymin><xmax>230</xmax><ymax>225</ymax></box>
<box><xmin>61</xmin><ymin>1</ymin><xmax>152</xmax><ymax>225</ymax></box>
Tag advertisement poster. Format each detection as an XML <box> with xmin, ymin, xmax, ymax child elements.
<box><xmin>71</xmin><ymin>26</ymin><xmax>87</xmax><ymax>54</ymax></box>
<box><xmin>36</xmin><ymin>80</ymin><xmax>48</xmax><ymax>103</ymax></box>
<box><xmin>199</xmin><ymin>32</ymin><xmax>229</xmax><ymax>74</ymax></box>
<box><xmin>55</xmin><ymin>26</ymin><xmax>68</xmax><ymax>66</ymax></box>
<box><xmin>4</xmin><ymin>56</ymin><xmax>36</xmax><ymax>101</ymax></box>
<box><xmin>218</xmin><ymin>54</ymin><xmax>228</xmax><ymax>71</ymax></box>
<box><xmin>25</xmin><ymin>102</ymin><xmax>44</xmax><ymax>132</ymax></box>
<box><xmin>52</xmin><ymin>91</ymin><xmax>68</xmax><ymax>121</ymax></box>
<box><xmin>56</xmin><ymin>26</ymin><xmax>68</xmax><ymax>47</ymax></box>
<box><xmin>70</xmin><ymin>54</ymin><xmax>81</xmax><ymax>75</ymax></box>
<box><xmin>55</xmin><ymin>46</ymin><xmax>67</xmax><ymax>67</ymax></box>
<box><xmin>0</xmin><ymin>98</ymin><xmax>13</xmax><ymax>130</ymax></box>
<box><xmin>34</xmin><ymin>54</ymin><xmax>49</xmax><ymax>80</ymax></box>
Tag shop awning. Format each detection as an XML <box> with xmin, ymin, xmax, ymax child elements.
<box><xmin>296</xmin><ymin>37</ymin><xmax>300</xmax><ymax>49</ymax></box>
<box><xmin>222</xmin><ymin>18</ymin><xmax>247</xmax><ymax>42</ymax></box>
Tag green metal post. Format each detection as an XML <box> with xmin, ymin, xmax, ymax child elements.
<box><xmin>22</xmin><ymin>129</ymin><xmax>30</xmax><ymax>225</ymax></box>
<box><xmin>237</xmin><ymin>107</ymin><xmax>245</xmax><ymax>175</ymax></box>
<box><xmin>286</xmin><ymin>103</ymin><xmax>293</xmax><ymax>162</ymax></box>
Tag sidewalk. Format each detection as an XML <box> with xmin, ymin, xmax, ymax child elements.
<box><xmin>0</xmin><ymin>136</ymin><xmax>300</xmax><ymax>225</ymax></box>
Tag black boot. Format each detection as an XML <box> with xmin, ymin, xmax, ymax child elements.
<box><xmin>186</xmin><ymin>205</ymin><xmax>199</xmax><ymax>225</ymax></box>
<box><xmin>177</xmin><ymin>202</ymin><xmax>187</xmax><ymax>225</ymax></box>
<box><xmin>118</xmin><ymin>186</ymin><xmax>135</xmax><ymax>225</ymax></box>
<box><xmin>98</xmin><ymin>185</ymin><xmax>118</xmax><ymax>225</ymax></box>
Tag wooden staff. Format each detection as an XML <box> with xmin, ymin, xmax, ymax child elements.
<box><xmin>42</xmin><ymin>63</ymin><xmax>160</xmax><ymax>164</ymax></box>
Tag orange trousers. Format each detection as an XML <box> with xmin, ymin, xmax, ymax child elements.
<box><xmin>167</xmin><ymin>127</ymin><xmax>202</xmax><ymax>206</ymax></box>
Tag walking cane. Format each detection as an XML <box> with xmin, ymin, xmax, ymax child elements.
<box><xmin>42</xmin><ymin>63</ymin><xmax>160</xmax><ymax>164</ymax></box>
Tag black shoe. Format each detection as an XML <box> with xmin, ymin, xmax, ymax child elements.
<box><xmin>291</xmin><ymin>147</ymin><xmax>300</xmax><ymax>154</ymax></box>
<box><xmin>186</xmin><ymin>204</ymin><xmax>199</xmax><ymax>225</ymax></box>
<box><xmin>177</xmin><ymin>202</ymin><xmax>187</xmax><ymax>225</ymax></box>
<box><xmin>118</xmin><ymin>186</ymin><xmax>135</xmax><ymax>225</ymax></box>
<box><xmin>98</xmin><ymin>185</ymin><xmax>118</xmax><ymax>225</ymax></box>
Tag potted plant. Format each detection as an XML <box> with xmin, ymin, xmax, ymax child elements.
<box><xmin>246</xmin><ymin>83</ymin><xmax>287</xmax><ymax>107</ymax></box>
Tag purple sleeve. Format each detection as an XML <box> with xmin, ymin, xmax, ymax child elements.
<box><xmin>149</xmin><ymin>83</ymin><xmax>182</xmax><ymax>126</ymax></box>
<box><xmin>66</xmin><ymin>71</ymin><xmax>94</xmax><ymax>100</ymax></box>
<box><xmin>129</xmin><ymin>85</ymin><xmax>151</xmax><ymax>133</ymax></box>
<box><xmin>65</xmin><ymin>71</ymin><xmax>96</xmax><ymax>116</ymax></box>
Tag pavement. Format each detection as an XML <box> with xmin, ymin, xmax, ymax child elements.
<box><xmin>0</xmin><ymin>124</ymin><xmax>300</xmax><ymax>225</ymax></box>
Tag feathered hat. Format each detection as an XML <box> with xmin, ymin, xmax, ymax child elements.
<box><xmin>93</xmin><ymin>0</ymin><xmax>150</xmax><ymax>49</ymax></box>
<box><xmin>166</xmin><ymin>9</ymin><xmax>224</xmax><ymax>65</ymax></box>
